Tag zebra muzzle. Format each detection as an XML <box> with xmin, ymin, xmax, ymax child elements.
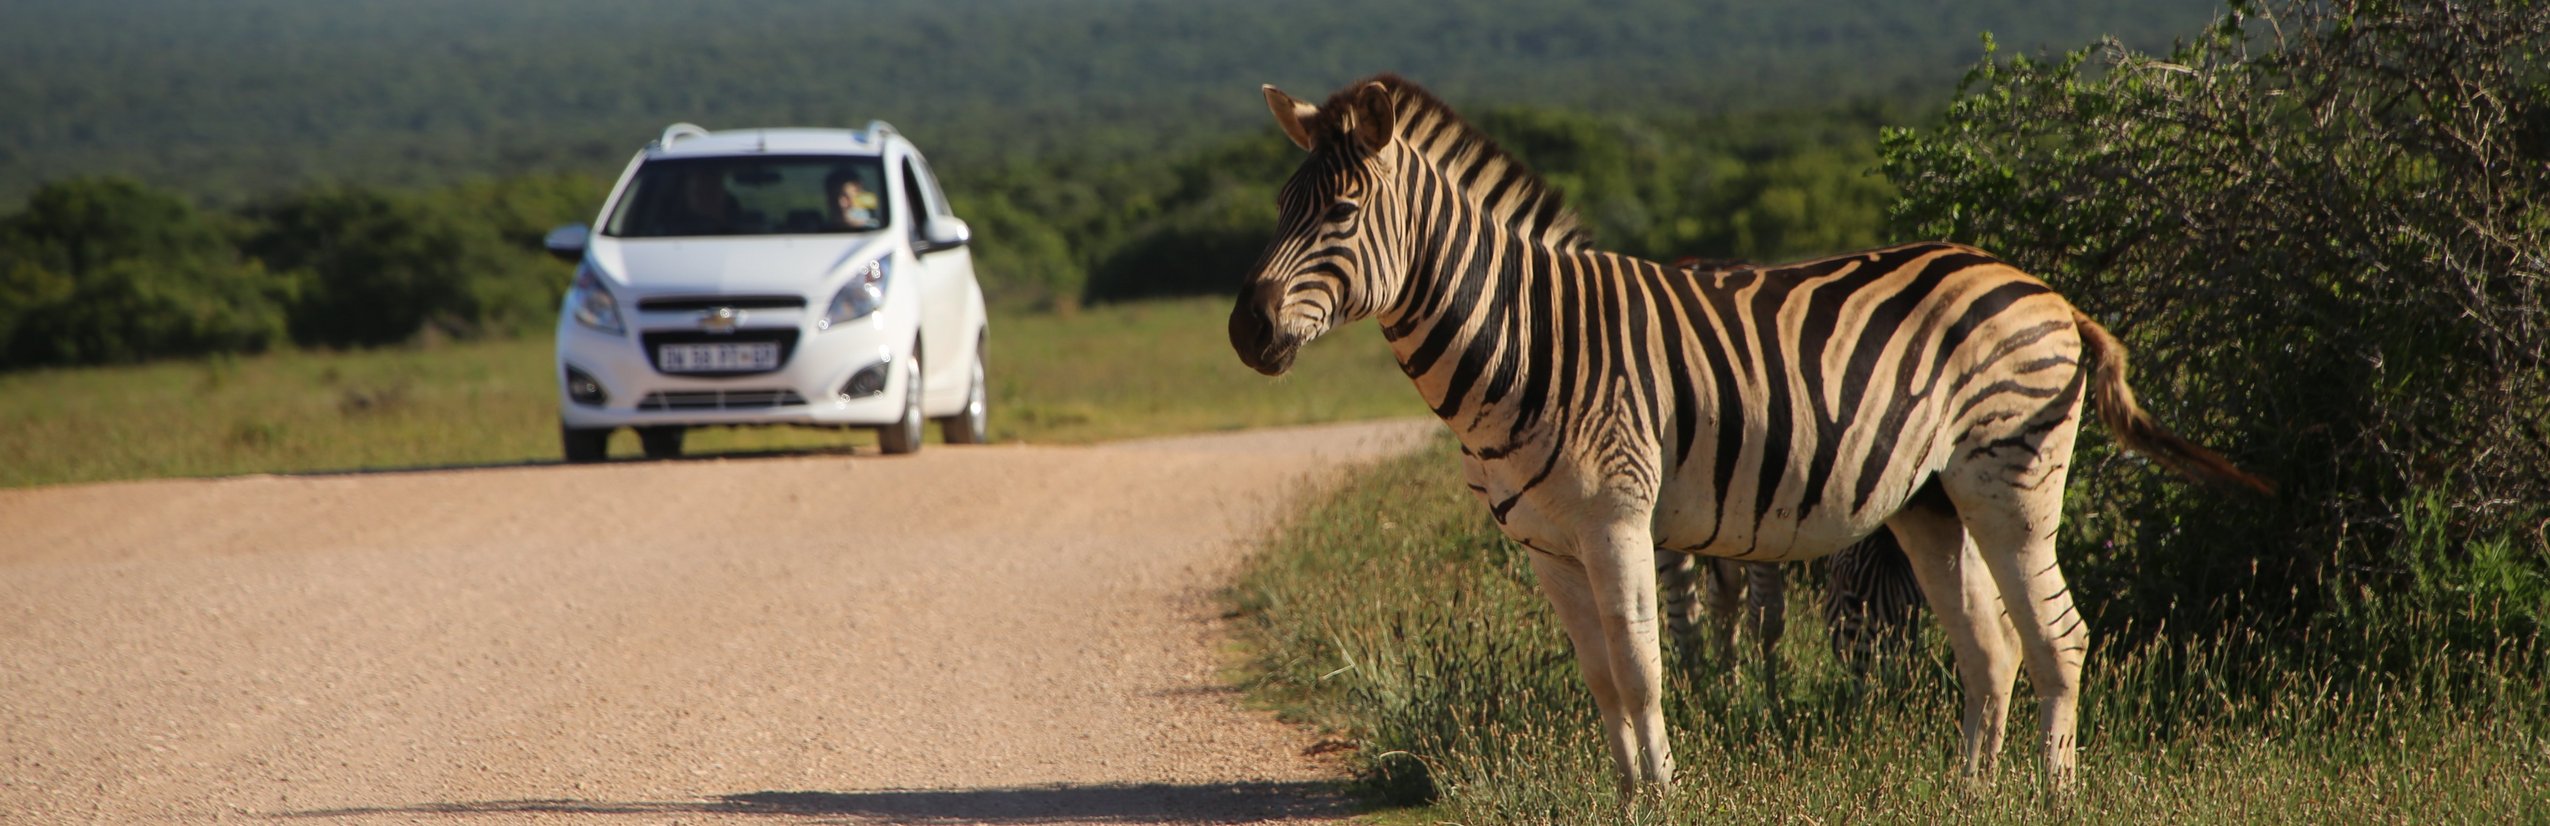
<box><xmin>1227</xmin><ymin>300</ymin><xmax>1299</xmax><ymax>376</ymax></box>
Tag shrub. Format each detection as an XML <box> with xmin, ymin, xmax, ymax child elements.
<box><xmin>246</xmin><ymin>185</ymin><xmax>566</xmax><ymax>347</ymax></box>
<box><xmin>1881</xmin><ymin>0</ymin><xmax>2549</xmax><ymax>663</ymax></box>
<box><xmin>0</xmin><ymin>178</ymin><xmax>291</xmax><ymax>368</ymax></box>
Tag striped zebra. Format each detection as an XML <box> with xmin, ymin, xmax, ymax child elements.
<box><xmin>1227</xmin><ymin>75</ymin><xmax>2269</xmax><ymax>791</ymax></box>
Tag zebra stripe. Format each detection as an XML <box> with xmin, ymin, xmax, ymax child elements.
<box><xmin>1231</xmin><ymin>74</ymin><xmax>2267</xmax><ymax>792</ymax></box>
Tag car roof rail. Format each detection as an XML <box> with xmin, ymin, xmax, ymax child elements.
<box><xmin>862</xmin><ymin>120</ymin><xmax>897</xmax><ymax>144</ymax></box>
<box><xmin>657</xmin><ymin>122</ymin><xmax>711</xmax><ymax>148</ymax></box>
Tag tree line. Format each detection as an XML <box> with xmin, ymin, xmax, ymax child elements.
<box><xmin>0</xmin><ymin>0</ymin><xmax>2219</xmax><ymax>205</ymax></box>
<box><xmin>0</xmin><ymin>101</ymin><xmax>1911</xmax><ymax>367</ymax></box>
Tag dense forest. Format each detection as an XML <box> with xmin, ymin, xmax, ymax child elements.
<box><xmin>2</xmin><ymin>0</ymin><xmax>2219</xmax><ymax>203</ymax></box>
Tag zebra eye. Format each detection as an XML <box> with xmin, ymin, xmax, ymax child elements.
<box><xmin>1324</xmin><ymin>201</ymin><xmax>1361</xmax><ymax>222</ymax></box>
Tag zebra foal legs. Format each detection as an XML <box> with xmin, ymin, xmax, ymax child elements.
<box><xmin>1656</xmin><ymin>551</ymin><xmax>1786</xmax><ymax>692</ymax></box>
<box><xmin>1823</xmin><ymin>530</ymin><xmax>1927</xmax><ymax>680</ymax></box>
<box><xmin>1659</xmin><ymin>535</ymin><xmax>1924</xmax><ymax>694</ymax></box>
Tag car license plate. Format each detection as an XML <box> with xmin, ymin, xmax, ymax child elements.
<box><xmin>659</xmin><ymin>342</ymin><xmax>779</xmax><ymax>372</ymax></box>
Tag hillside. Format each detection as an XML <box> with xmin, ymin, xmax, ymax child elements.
<box><xmin>2</xmin><ymin>0</ymin><xmax>2224</xmax><ymax>202</ymax></box>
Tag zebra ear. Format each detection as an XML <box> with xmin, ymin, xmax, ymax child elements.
<box><xmin>1263</xmin><ymin>85</ymin><xmax>1319</xmax><ymax>152</ymax></box>
<box><xmin>1348</xmin><ymin>80</ymin><xmax>1394</xmax><ymax>153</ymax></box>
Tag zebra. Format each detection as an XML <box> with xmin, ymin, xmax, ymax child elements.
<box><xmin>1226</xmin><ymin>74</ymin><xmax>2269</xmax><ymax>791</ymax></box>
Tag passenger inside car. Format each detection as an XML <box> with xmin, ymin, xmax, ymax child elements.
<box><xmin>828</xmin><ymin>171</ymin><xmax>882</xmax><ymax>230</ymax></box>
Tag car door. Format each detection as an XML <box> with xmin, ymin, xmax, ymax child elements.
<box><xmin>896</xmin><ymin>153</ymin><xmax>975</xmax><ymax>412</ymax></box>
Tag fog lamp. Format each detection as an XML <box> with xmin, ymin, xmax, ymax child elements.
<box><xmin>842</xmin><ymin>361</ymin><xmax>890</xmax><ymax>398</ymax></box>
<box><xmin>565</xmin><ymin>366</ymin><xmax>608</xmax><ymax>406</ymax></box>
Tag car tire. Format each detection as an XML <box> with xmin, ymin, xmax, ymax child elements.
<box><xmin>562</xmin><ymin>425</ymin><xmax>611</xmax><ymax>463</ymax></box>
<box><xmin>877</xmin><ymin>353</ymin><xmax>924</xmax><ymax>455</ymax></box>
<box><xmin>637</xmin><ymin>426</ymin><xmax>686</xmax><ymax>460</ymax></box>
<box><xmin>938</xmin><ymin>338</ymin><xmax>987</xmax><ymax>445</ymax></box>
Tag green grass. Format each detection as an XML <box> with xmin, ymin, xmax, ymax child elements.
<box><xmin>0</xmin><ymin>298</ymin><xmax>1426</xmax><ymax>488</ymax></box>
<box><xmin>1233</xmin><ymin>435</ymin><xmax>2550</xmax><ymax>824</ymax></box>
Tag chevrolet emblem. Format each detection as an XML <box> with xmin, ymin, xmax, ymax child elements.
<box><xmin>697</xmin><ymin>306</ymin><xmax>740</xmax><ymax>334</ymax></box>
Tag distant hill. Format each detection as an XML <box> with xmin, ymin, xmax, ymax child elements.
<box><xmin>0</xmin><ymin>0</ymin><xmax>2225</xmax><ymax>202</ymax></box>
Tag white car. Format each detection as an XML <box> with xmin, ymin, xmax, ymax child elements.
<box><xmin>543</xmin><ymin>122</ymin><xmax>988</xmax><ymax>462</ymax></box>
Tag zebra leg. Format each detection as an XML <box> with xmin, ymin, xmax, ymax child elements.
<box><xmin>1743</xmin><ymin>561</ymin><xmax>1786</xmax><ymax>697</ymax></box>
<box><xmin>1886</xmin><ymin>502</ymin><xmax>2020</xmax><ymax>782</ymax></box>
<box><xmin>1654</xmin><ymin>548</ymin><xmax>1706</xmax><ymax>671</ymax></box>
<box><xmin>1956</xmin><ymin>467</ymin><xmax>2089</xmax><ymax>787</ymax></box>
<box><xmin>1702</xmin><ymin>557</ymin><xmax>1745</xmax><ymax>672</ymax></box>
<box><xmin>1576</xmin><ymin>520</ymin><xmax>1674</xmax><ymax>789</ymax></box>
<box><xmin>1530</xmin><ymin>548</ymin><xmax>1641</xmax><ymax>792</ymax></box>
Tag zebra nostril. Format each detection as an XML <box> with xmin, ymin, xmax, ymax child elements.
<box><xmin>1229</xmin><ymin>299</ymin><xmax>1274</xmax><ymax>360</ymax></box>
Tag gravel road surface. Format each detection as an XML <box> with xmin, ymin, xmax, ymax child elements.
<box><xmin>0</xmin><ymin>419</ymin><xmax>1438</xmax><ymax>825</ymax></box>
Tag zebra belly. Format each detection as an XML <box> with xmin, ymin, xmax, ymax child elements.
<box><xmin>1650</xmin><ymin>471</ymin><xmax>1917</xmax><ymax>563</ymax></box>
<box><xmin>1460</xmin><ymin>437</ymin><xmax>1922</xmax><ymax>562</ymax></box>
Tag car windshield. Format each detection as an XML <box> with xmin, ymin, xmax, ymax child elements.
<box><xmin>604</xmin><ymin>155</ymin><xmax>890</xmax><ymax>238</ymax></box>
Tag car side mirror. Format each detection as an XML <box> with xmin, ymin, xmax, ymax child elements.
<box><xmin>918</xmin><ymin>217</ymin><xmax>970</xmax><ymax>255</ymax></box>
<box><xmin>543</xmin><ymin>223</ymin><xmax>591</xmax><ymax>263</ymax></box>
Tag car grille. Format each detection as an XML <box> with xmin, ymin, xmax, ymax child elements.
<box><xmin>636</xmin><ymin>389</ymin><xmax>810</xmax><ymax>411</ymax></box>
<box><xmin>638</xmin><ymin>295</ymin><xmax>807</xmax><ymax>312</ymax></box>
<box><xmin>640</xmin><ymin>329</ymin><xmax>800</xmax><ymax>376</ymax></box>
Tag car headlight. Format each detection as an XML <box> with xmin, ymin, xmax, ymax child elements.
<box><xmin>566</xmin><ymin>266</ymin><xmax>624</xmax><ymax>336</ymax></box>
<box><xmin>822</xmin><ymin>258</ymin><xmax>892</xmax><ymax>329</ymax></box>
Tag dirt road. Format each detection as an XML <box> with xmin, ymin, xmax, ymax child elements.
<box><xmin>0</xmin><ymin>419</ymin><xmax>1438</xmax><ymax>825</ymax></box>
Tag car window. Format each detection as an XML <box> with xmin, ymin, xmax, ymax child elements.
<box><xmin>900</xmin><ymin>157</ymin><xmax>932</xmax><ymax>242</ymax></box>
<box><xmin>604</xmin><ymin>155</ymin><xmax>889</xmax><ymax>238</ymax></box>
<box><xmin>907</xmin><ymin>154</ymin><xmax>953</xmax><ymax>218</ymax></box>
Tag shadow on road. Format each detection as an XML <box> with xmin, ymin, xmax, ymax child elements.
<box><xmin>271</xmin><ymin>780</ymin><xmax>1352</xmax><ymax>823</ymax></box>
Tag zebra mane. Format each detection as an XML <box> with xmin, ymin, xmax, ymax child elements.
<box><xmin>1324</xmin><ymin>74</ymin><xmax>1595</xmax><ymax>253</ymax></box>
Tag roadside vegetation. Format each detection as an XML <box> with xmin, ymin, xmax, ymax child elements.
<box><xmin>1236</xmin><ymin>438</ymin><xmax>2547</xmax><ymax>823</ymax></box>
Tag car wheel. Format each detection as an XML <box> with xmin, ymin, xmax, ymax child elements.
<box><xmin>877</xmin><ymin>353</ymin><xmax>924</xmax><ymax>455</ymax></box>
<box><xmin>562</xmin><ymin>425</ymin><xmax>611</xmax><ymax>463</ymax></box>
<box><xmin>938</xmin><ymin>338</ymin><xmax>987</xmax><ymax>445</ymax></box>
<box><xmin>637</xmin><ymin>426</ymin><xmax>686</xmax><ymax>460</ymax></box>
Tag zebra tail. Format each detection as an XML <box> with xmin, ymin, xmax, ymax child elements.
<box><xmin>2072</xmin><ymin>310</ymin><xmax>2277</xmax><ymax>495</ymax></box>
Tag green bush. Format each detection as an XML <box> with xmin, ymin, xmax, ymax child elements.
<box><xmin>0</xmin><ymin>178</ymin><xmax>291</xmax><ymax>367</ymax></box>
<box><xmin>1881</xmin><ymin>0</ymin><xmax>2549</xmax><ymax>663</ymax></box>
<box><xmin>246</xmin><ymin>184</ymin><xmax>571</xmax><ymax>347</ymax></box>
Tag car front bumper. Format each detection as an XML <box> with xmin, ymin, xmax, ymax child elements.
<box><xmin>555</xmin><ymin>311</ymin><xmax>913</xmax><ymax>430</ymax></box>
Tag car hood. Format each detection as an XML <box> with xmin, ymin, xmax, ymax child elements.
<box><xmin>592</xmin><ymin>234</ymin><xmax>893</xmax><ymax>295</ymax></box>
